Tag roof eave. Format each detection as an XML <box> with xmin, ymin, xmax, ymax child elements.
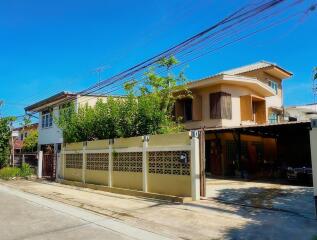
<box><xmin>188</xmin><ymin>74</ymin><xmax>275</xmax><ymax>97</ymax></box>
<box><xmin>25</xmin><ymin>91</ymin><xmax>76</xmax><ymax>112</ymax></box>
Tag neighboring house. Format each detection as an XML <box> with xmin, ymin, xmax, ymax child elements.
<box><xmin>175</xmin><ymin>61</ymin><xmax>292</xmax><ymax>130</ymax></box>
<box><xmin>25</xmin><ymin>92</ymin><xmax>110</xmax><ymax>154</ymax></box>
<box><xmin>12</xmin><ymin>123</ymin><xmax>38</xmax><ymax>153</ymax></box>
<box><xmin>285</xmin><ymin>103</ymin><xmax>317</xmax><ymax>121</ymax></box>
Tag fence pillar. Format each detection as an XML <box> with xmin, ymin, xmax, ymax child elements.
<box><xmin>61</xmin><ymin>144</ymin><xmax>65</xmax><ymax>179</ymax></box>
<box><xmin>142</xmin><ymin>135</ymin><xmax>149</xmax><ymax>192</ymax></box>
<box><xmin>22</xmin><ymin>154</ymin><xmax>25</xmax><ymax>164</ymax></box>
<box><xmin>37</xmin><ymin>151</ymin><xmax>43</xmax><ymax>179</ymax></box>
<box><xmin>190</xmin><ymin>131</ymin><xmax>200</xmax><ymax>201</ymax></box>
<box><xmin>56</xmin><ymin>153</ymin><xmax>61</xmax><ymax>181</ymax></box>
<box><xmin>309</xmin><ymin>120</ymin><xmax>317</xmax><ymax>218</ymax></box>
<box><xmin>82</xmin><ymin>142</ymin><xmax>87</xmax><ymax>184</ymax></box>
<box><xmin>108</xmin><ymin>139</ymin><xmax>114</xmax><ymax>188</ymax></box>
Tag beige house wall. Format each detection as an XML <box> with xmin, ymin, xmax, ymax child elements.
<box><xmin>182</xmin><ymin>67</ymin><xmax>287</xmax><ymax>129</ymax></box>
<box><xmin>184</xmin><ymin>84</ymin><xmax>266</xmax><ymax>129</ymax></box>
<box><xmin>238</xmin><ymin>69</ymin><xmax>283</xmax><ymax>108</ymax></box>
<box><xmin>77</xmin><ymin>95</ymin><xmax>108</xmax><ymax>108</ymax></box>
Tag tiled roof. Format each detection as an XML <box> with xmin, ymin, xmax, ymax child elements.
<box><xmin>219</xmin><ymin>61</ymin><xmax>274</xmax><ymax>75</ymax></box>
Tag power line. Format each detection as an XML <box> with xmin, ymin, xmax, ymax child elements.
<box><xmin>26</xmin><ymin>0</ymin><xmax>315</xmax><ymax>111</ymax></box>
<box><xmin>74</xmin><ymin>0</ymin><xmax>313</xmax><ymax>106</ymax></box>
<box><xmin>57</xmin><ymin>1</ymin><xmax>269</xmax><ymax>105</ymax></box>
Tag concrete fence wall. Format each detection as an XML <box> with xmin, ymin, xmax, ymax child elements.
<box><xmin>58</xmin><ymin>131</ymin><xmax>200</xmax><ymax>200</ymax></box>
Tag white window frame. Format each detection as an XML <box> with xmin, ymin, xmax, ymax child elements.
<box><xmin>41</xmin><ymin>111</ymin><xmax>53</xmax><ymax>129</ymax></box>
<box><xmin>268</xmin><ymin>80</ymin><xmax>278</xmax><ymax>95</ymax></box>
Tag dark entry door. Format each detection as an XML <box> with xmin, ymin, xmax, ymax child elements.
<box><xmin>42</xmin><ymin>154</ymin><xmax>56</xmax><ymax>180</ymax></box>
<box><xmin>206</xmin><ymin>139</ymin><xmax>222</xmax><ymax>176</ymax></box>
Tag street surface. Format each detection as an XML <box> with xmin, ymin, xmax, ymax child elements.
<box><xmin>1</xmin><ymin>179</ymin><xmax>317</xmax><ymax>240</ymax></box>
<box><xmin>0</xmin><ymin>184</ymin><xmax>170</xmax><ymax>240</ymax></box>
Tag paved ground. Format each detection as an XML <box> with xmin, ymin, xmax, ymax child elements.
<box><xmin>1</xmin><ymin>179</ymin><xmax>317</xmax><ymax>240</ymax></box>
<box><xmin>206</xmin><ymin>178</ymin><xmax>316</xmax><ymax>219</ymax></box>
<box><xmin>0</xmin><ymin>185</ymin><xmax>170</xmax><ymax>240</ymax></box>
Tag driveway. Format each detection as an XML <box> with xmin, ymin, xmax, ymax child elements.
<box><xmin>1</xmin><ymin>179</ymin><xmax>317</xmax><ymax>240</ymax></box>
<box><xmin>206</xmin><ymin>178</ymin><xmax>315</xmax><ymax>219</ymax></box>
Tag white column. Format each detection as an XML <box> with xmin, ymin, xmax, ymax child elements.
<box><xmin>82</xmin><ymin>143</ymin><xmax>87</xmax><ymax>184</ymax></box>
<box><xmin>142</xmin><ymin>135</ymin><xmax>149</xmax><ymax>192</ymax></box>
<box><xmin>22</xmin><ymin>154</ymin><xmax>25</xmax><ymax>164</ymax></box>
<box><xmin>62</xmin><ymin>145</ymin><xmax>65</xmax><ymax>179</ymax></box>
<box><xmin>56</xmin><ymin>152</ymin><xmax>61</xmax><ymax>181</ymax></box>
<box><xmin>309</xmin><ymin>123</ymin><xmax>317</xmax><ymax>217</ymax></box>
<box><xmin>108</xmin><ymin>141</ymin><xmax>113</xmax><ymax>187</ymax></box>
<box><xmin>37</xmin><ymin>151</ymin><xmax>43</xmax><ymax>179</ymax></box>
<box><xmin>190</xmin><ymin>130</ymin><xmax>200</xmax><ymax>201</ymax></box>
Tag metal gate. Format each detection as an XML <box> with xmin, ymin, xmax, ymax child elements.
<box><xmin>42</xmin><ymin>154</ymin><xmax>56</xmax><ymax>180</ymax></box>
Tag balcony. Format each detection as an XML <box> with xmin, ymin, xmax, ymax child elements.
<box><xmin>240</xmin><ymin>95</ymin><xmax>266</xmax><ymax>124</ymax></box>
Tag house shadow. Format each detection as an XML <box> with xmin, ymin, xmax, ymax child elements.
<box><xmin>203</xmin><ymin>186</ymin><xmax>317</xmax><ymax>239</ymax></box>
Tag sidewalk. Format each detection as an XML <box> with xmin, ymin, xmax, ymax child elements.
<box><xmin>1</xmin><ymin>179</ymin><xmax>317</xmax><ymax>240</ymax></box>
<box><xmin>0</xmin><ymin>184</ymin><xmax>170</xmax><ymax>240</ymax></box>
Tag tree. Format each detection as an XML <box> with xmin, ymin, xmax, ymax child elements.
<box><xmin>22</xmin><ymin>130</ymin><xmax>38</xmax><ymax>152</ymax></box>
<box><xmin>0</xmin><ymin>117</ymin><xmax>15</xmax><ymax>168</ymax></box>
<box><xmin>57</xmin><ymin>57</ymin><xmax>191</xmax><ymax>143</ymax></box>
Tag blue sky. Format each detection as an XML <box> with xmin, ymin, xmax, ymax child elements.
<box><xmin>0</xmin><ymin>0</ymin><xmax>316</xmax><ymax>120</ymax></box>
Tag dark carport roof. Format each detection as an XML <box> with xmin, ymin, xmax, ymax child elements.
<box><xmin>202</xmin><ymin>120</ymin><xmax>311</xmax><ymax>138</ymax></box>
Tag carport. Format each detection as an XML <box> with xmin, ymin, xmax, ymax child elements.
<box><xmin>199</xmin><ymin>121</ymin><xmax>312</xmax><ymax>197</ymax></box>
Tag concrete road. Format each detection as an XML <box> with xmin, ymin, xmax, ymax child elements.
<box><xmin>0</xmin><ymin>185</ymin><xmax>170</xmax><ymax>240</ymax></box>
<box><xmin>1</xmin><ymin>180</ymin><xmax>317</xmax><ymax>240</ymax></box>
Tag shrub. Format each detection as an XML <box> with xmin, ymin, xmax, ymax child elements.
<box><xmin>22</xmin><ymin>130</ymin><xmax>38</xmax><ymax>152</ymax></box>
<box><xmin>20</xmin><ymin>163</ymin><xmax>33</xmax><ymax>177</ymax></box>
<box><xmin>0</xmin><ymin>117</ymin><xmax>15</xmax><ymax>167</ymax></box>
<box><xmin>0</xmin><ymin>163</ymin><xmax>33</xmax><ymax>180</ymax></box>
<box><xmin>0</xmin><ymin>167</ymin><xmax>21</xmax><ymax>180</ymax></box>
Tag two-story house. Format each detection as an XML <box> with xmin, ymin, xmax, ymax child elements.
<box><xmin>175</xmin><ymin>61</ymin><xmax>291</xmax><ymax>129</ymax></box>
<box><xmin>25</xmin><ymin>91</ymin><xmax>109</xmax><ymax>154</ymax></box>
<box><xmin>175</xmin><ymin>61</ymin><xmax>295</xmax><ymax>178</ymax></box>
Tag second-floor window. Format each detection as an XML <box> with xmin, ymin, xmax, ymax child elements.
<box><xmin>42</xmin><ymin>110</ymin><xmax>53</xmax><ymax>128</ymax></box>
<box><xmin>268</xmin><ymin>112</ymin><xmax>278</xmax><ymax>124</ymax></box>
<box><xmin>268</xmin><ymin>80</ymin><xmax>278</xmax><ymax>94</ymax></box>
<box><xmin>210</xmin><ymin>92</ymin><xmax>232</xmax><ymax>119</ymax></box>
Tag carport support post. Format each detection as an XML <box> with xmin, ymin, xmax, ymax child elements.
<box><xmin>309</xmin><ymin>120</ymin><xmax>317</xmax><ymax>218</ymax></box>
<box><xmin>37</xmin><ymin>151</ymin><xmax>43</xmax><ymax>179</ymax></box>
<box><xmin>191</xmin><ymin>130</ymin><xmax>200</xmax><ymax>201</ymax></box>
<box><xmin>142</xmin><ymin>135</ymin><xmax>149</xmax><ymax>193</ymax></box>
